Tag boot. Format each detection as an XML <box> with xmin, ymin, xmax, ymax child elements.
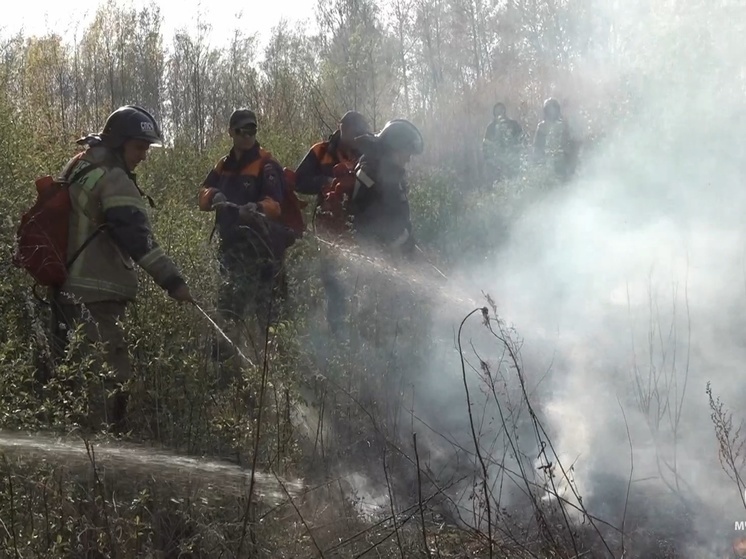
<box><xmin>106</xmin><ymin>390</ymin><xmax>130</xmax><ymax>436</ymax></box>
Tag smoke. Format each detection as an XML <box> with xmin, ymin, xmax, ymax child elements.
<box><xmin>398</xmin><ymin>0</ymin><xmax>746</xmax><ymax>555</ymax></box>
<box><xmin>291</xmin><ymin>1</ymin><xmax>746</xmax><ymax>554</ymax></box>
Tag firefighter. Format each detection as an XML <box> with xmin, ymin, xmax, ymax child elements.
<box><xmin>341</xmin><ymin>119</ymin><xmax>426</xmax><ymax>343</ymax></box>
<box><xmin>51</xmin><ymin>105</ymin><xmax>194</xmax><ymax>434</ymax></box>
<box><xmin>294</xmin><ymin>111</ymin><xmax>371</xmax><ymax>335</ymax></box>
<box><xmin>483</xmin><ymin>102</ymin><xmax>523</xmax><ymax>182</ymax></box>
<box><xmin>294</xmin><ymin>110</ymin><xmax>371</xmax><ymax>200</ymax></box>
<box><xmin>349</xmin><ymin>118</ymin><xmax>424</xmax><ymax>257</ymax></box>
<box><xmin>198</xmin><ymin>109</ymin><xmax>294</xmax><ymax>358</ymax></box>
<box><xmin>533</xmin><ymin>98</ymin><xmax>576</xmax><ymax>181</ymax></box>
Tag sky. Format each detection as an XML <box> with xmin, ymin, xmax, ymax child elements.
<box><xmin>0</xmin><ymin>0</ymin><xmax>316</xmax><ymax>48</ymax></box>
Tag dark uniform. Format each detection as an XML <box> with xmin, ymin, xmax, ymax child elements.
<box><xmin>199</xmin><ymin>139</ymin><xmax>291</xmax><ymax>327</ymax></box>
<box><xmin>349</xmin><ymin>119</ymin><xmax>424</xmax><ymax>257</ymax></box>
<box><xmin>294</xmin><ymin>111</ymin><xmax>370</xmax><ymax>334</ymax></box>
<box><xmin>533</xmin><ymin>98</ymin><xmax>576</xmax><ymax>182</ymax></box>
<box><xmin>350</xmin><ymin>156</ymin><xmax>414</xmax><ymax>253</ymax></box>
<box><xmin>483</xmin><ymin>102</ymin><xmax>523</xmax><ymax>182</ymax></box>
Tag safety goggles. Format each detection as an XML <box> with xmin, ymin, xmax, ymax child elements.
<box><xmin>234</xmin><ymin>124</ymin><xmax>257</xmax><ymax>137</ymax></box>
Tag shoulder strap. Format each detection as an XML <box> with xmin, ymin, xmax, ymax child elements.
<box><xmin>257</xmin><ymin>151</ymin><xmax>281</xmax><ymax>186</ymax></box>
<box><xmin>65</xmin><ymin>160</ymin><xmax>155</xmax><ymax>208</ymax></box>
<box><xmin>215</xmin><ymin>155</ymin><xmax>228</xmax><ymax>174</ymax></box>
<box><xmin>131</xmin><ymin>179</ymin><xmax>156</xmax><ymax>209</ymax></box>
<box><xmin>62</xmin><ymin>161</ymin><xmax>109</xmax><ymax>270</ymax></box>
<box><xmin>66</xmin><ymin>161</ymin><xmax>104</xmax><ymax>186</ymax></box>
<box><xmin>57</xmin><ymin>151</ymin><xmax>86</xmax><ymax>180</ymax></box>
<box><xmin>66</xmin><ymin>223</ymin><xmax>107</xmax><ymax>269</ymax></box>
<box><xmin>315</xmin><ymin>141</ymin><xmax>331</xmax><ymax>163</ymax></box>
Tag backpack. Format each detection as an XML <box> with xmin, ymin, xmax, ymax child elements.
<box><xmin>12</xmin><ymin>154</ymin><xmax>104</xmax><ymax>288</ymax></box>
<box><xmin>314</xmin><ymin>162</ymin><xmax>356</xmax><ymax>235</ymax></box>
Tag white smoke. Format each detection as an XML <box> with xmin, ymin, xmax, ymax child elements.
<box><xmin>409</xmin><ymin>0</ymin><xmax>746</xmax><ymax>554</ymax></box>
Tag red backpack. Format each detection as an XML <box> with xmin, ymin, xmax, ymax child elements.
<box><xmin>13</xmin><ymin>154</ymin><xmax>104</xmax><ymax>288</ymax></box>
<box><xmin>314</xmin><ymin>162</ymin><xmax>357</xmax><ymax>235</ymax></box>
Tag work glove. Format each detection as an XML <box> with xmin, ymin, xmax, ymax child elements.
<box><xmin>383</xmin><ymin>228</ymin><xmax>416</xmax><ymax>264</ymax></box>
<box><xmin>238</xmin><ymin>203</ymin><xmax>272</xmax><ymax>242</ymax></box>
<box><xmin>211</xmin><ymin>191</ymin><xmax>228</xmax><ymax>209</ymax></box>
<box><xmin>168</xmin><ymin>282</ymin><xmax>194</xmax><ymax>303</ymax></box>
<box><xmin>238</xmin><ymin>202</ymin><xmax>261</xmax><ymax>223</ymax></box>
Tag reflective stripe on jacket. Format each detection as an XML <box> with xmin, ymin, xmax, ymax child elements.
<box><xmin>60</xmin><ymin>145</ymin><xmax>185</xmax><ymax>303</ymax></box>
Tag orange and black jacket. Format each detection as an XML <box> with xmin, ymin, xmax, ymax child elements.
<box><xmin>295</xmin><ymin>130</ymin><xmax>360</xmax><ymax>196</ymax></box>
<box><xmin>199</xmin><ymin>143</ymin><xmax>284</xmax><ymax>243</ymax></box>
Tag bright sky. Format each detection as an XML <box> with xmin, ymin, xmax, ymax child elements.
<box><xmin>0</xmin><ymin>0</ymin><xmax>317</xmax><ymax>48</ymax></box>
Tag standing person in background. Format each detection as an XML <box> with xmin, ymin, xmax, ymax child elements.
<box><xmin>294</xmin><ymin>110</ymin><xmax>371</xmax><ymax>201</ymax></box>
<box><xmin>533</xmin><ymin>98</ymin><xmax>577</xmax><ymax>182</ymax></box>
<box><xmin>483</xmin><ymin>102</ymin><xmax>523</xmax><ymax>183</ymax></box>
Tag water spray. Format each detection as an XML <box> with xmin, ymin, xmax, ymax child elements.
<box><xmin>414</xmin><ymin>244</ymin><xmax>449</xmax><ymax>281</ymax></box>
<box><xmin>192</xmin><ymin>301</ymin><xmax>255</xmax><ymax>367</ymax></box>
<box><xmin>0</xmin><ymin>431</ymin><xmax>303</xmax><ymax>502</ymax></box>
<box><xmin>313</xmin><ymin>234</ymin><xmax>480</xmax><ymax>307</ymax></box>
<box><xmin>314</xmin><ymin>235</ymin><xmax>448</xmax><ymax>281</ymax></box>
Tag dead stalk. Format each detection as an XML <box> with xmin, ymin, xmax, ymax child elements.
<box><xmin>457</xmin><ymin>307</ymin><xmax>494</xmax><ymax>558</ymax></box>
<box><xmin>413</xmin><ymin>432</ymin><xmax>432</xmax><ymax>558</ymax></box>
<box><xmin>84</xmin><ymin>439</ymin><xmax>117</xmax><ymax>559</ymax></box>
<box><xmin>617</xmin><ymin>398</ymin><xmax>634</xmax><ymax>558</ymax></box>
<box><xmin>2</xmin><ymin>456</ymin><xmax>20</xmax><ymax>559</ymax></box>
<box><xmin>237</xmin><ymin>297</ymin><xmax>275</xmax><ymax>556</ymax></box>
<box><xmin>382</xmin><ymin>446</ymin><xmax>405</xmax><ymax>558</ymax></box>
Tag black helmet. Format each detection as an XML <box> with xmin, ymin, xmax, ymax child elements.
<box><xmin>543</xmin><ymin>98</ymin><xmax>561</xmax><ymax>118</ymax></box>
<box><xmin>101</xmin><ymin>105</ymin><xmax>163</xmax><ymax>148</ymax></box>
<box><xmin>376</xmin><ymin>119</ymin><xmax>424</xmax><ymax>155</ymax></box>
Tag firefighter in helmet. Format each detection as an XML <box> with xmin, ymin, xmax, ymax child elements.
<box><xmin>51</xmin><ymin>105</ymin><xmax>193</xmax><ymax>434</ymax></box>
<box><xmin>349</xmin><ymin>118</ymin><xmax>424</xmax><ymax>256</ymax></box>
<box><xmin>483</xmin><ymin>102</ymin><xmax>523</xmax><ymax>182</ymax></box>
<box><xmin>293</xmin><ymin>111</ymin><xmax>372</xmax><ymax>335</ymax></box>
<box><xmin>533</xmin><ymin>97</ymin><xmax>576</xmax><ymax>181</ymax></box>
